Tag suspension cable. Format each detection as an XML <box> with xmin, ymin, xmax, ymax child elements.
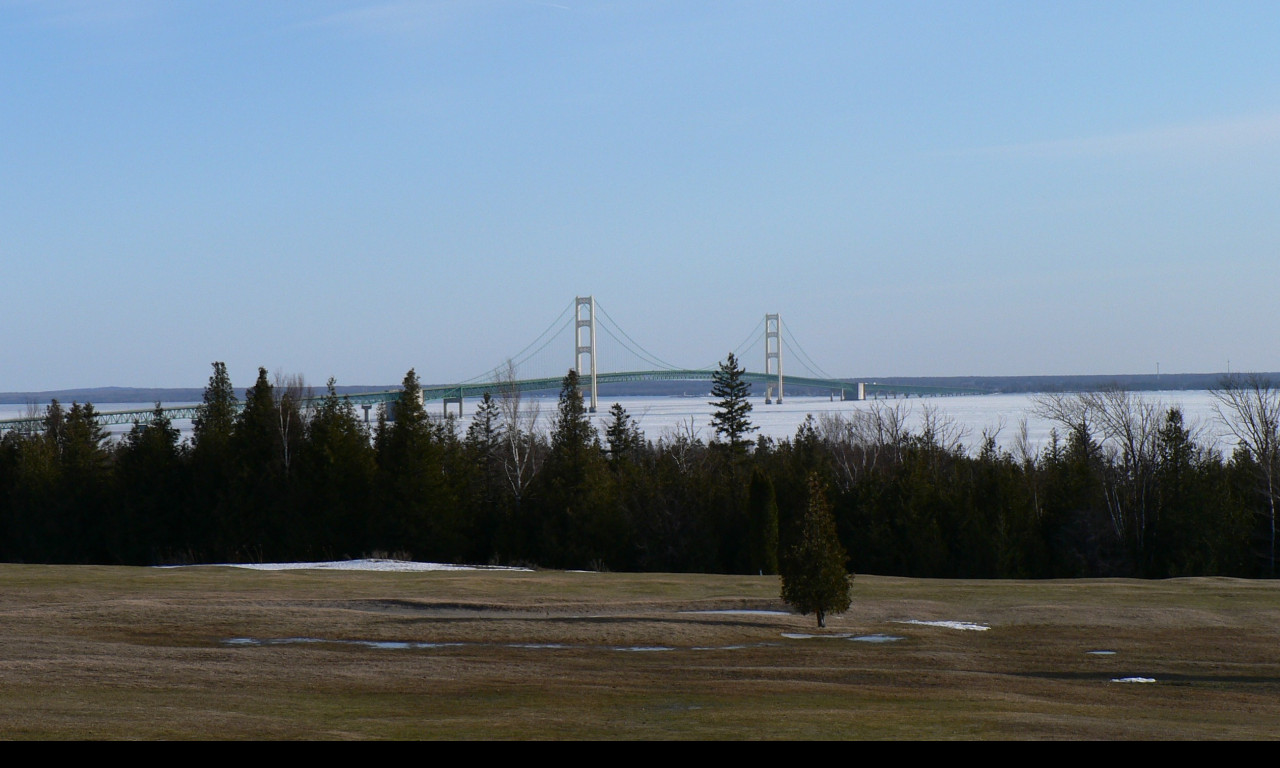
<box><xmin>698</xmin><ymin>316</ymin><xmax>766</xmax><ymax>371</ymax></box>
<box><xmin>782</xmin><ymin>324</ymin><xmax>833</xmax><ymax>379</ymax></box>
<box><xmin>594</xmin><ymin>301</ymin><xmax>684</xmax><ymax>371</ymax></box>
<box><xmin>596</xmin><ymin>322</ymin><xmax>680</xmax><ymax>372</ymax></box>
<box><xmin>781</xmin><ymin>338</ymin><xmax>826</xmax><ymax>378</ymax></box>
<box><xmin>462</xmin><ymin>299</ymin><xmax>574</xmax><ymax>383</ymax></box>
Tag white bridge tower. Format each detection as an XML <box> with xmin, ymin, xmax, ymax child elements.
<box><xmin>575</xmin><ymin>296</ymin><xmax>599</xmax><ymax>413</ymax></box>
<box><xmin>765</xmin><ymin>313</ymin><xmax>782</xmax><ymax>404</ymax></box>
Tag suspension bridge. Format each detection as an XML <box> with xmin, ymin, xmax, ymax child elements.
<box><xmin>0</xmin><ymin>297</ymin><xmax>984</xmax><ymax>433</ymax></box>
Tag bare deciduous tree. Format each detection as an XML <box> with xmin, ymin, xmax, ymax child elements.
<box><xmin>497</xmin><ymin>360</ymin><xmax>542</xmax><ymax>501</ymax></box>
<box><xmin>658</xmin><ymin>416</ymin><xmax>701</xmax><ymax>475</ymax></box>
<box><xmin>273</xmin><ymin>371</ymin><xmax>312</xmax><ymax>474</ymax></box>
<box><xmin>1212</xmin><ymin>374</ymin><xmax>1280</xmax><ymax>574</ymax></box>
<box><xmin>1034</xmin><ymin>388</ymin><xmax>1164</xmax><ymax>560</ymax></box>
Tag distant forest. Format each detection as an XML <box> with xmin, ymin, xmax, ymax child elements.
<box><xmin>3</xmin><ymin>363</ymin><xmax>1280</xmax><ymax>579</ymax></box>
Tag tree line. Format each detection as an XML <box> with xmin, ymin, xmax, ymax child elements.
<box><xmin>2</xmin><ymin>358</ymin><xmax>1279</xmax><ymax>579</ymax></box>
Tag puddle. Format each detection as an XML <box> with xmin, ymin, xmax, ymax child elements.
<box><xmin>1087</xmin><ymin>650</ymin><xmax>1117</xmax><ymax>656</ymax></box>
<box><xmin>892</xmin><ymin>620</ymin><xmax>990</xmax><ymax>631</ymax></box>
<box><xmin>223</xmin><ymin>637</ymin><xmax>460</xmax><ymax>650</ymax></box>
<box><xmin>224</xmin><ymin>637</ymin><xmax>324</xmax><ymax>646</ymax></box>
<box><xmin>851</xmin><ymin>634</ymin><xmax>904</xmax><ymax>643</ymax></box>
<box><xmin>1111</xmin><ymin>677</ymin><xmax>1156</xmax><ymax>684</ymax></box>
<box><xmin>360</xmin><ymin>641</ymin><xmax>464</xmax><ymax>650</ymax></box>
<box><xmin>685</xmin><ymin>610</ymin><xmax>791</xmax><ymax>616</ymax></box>
<box><xmin>225</xmin><ymin>638</ymin><xmax>775</xmax><ymax>653</ymax></box>
<box><xmin>782</xmin><ymin>632</ymin><xmax>853</xmax><ymax>639</ymax></box>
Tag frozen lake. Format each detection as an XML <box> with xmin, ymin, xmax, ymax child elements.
<box><xmin>1</xmin><ymin>389</ymin><xmax>1241</xmax><ymax>457</ymax></box>
<box><xmin>575</xmin><ymin>390</ymin><xmax>1236</xmax><ymax>456</ymax></box>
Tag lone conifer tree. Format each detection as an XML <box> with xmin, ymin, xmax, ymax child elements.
<box><xmin>781</xmin><ymin>473</ymin><xmax>852</xmax><ymax>627</ymax></box>
<box><xmin>710</xmin><ymin>352</ymin><xmax>756</xmax><ymax>453</ymax></box>
<box><xmin>603</xmin><ymin>402</ymin><xmax>642</xmax><ymax>461</ymax></box>
<box><xmin>193</xmin><ymin>362</ymin><xmax>237</xmax><ymax>456</ymax></box>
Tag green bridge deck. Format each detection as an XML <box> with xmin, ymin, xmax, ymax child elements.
<box><xmin>0</xmin><ymin>371</ymin><xmax>986</xmax><ymax>432</ymax></box>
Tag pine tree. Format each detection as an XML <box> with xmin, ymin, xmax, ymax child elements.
<box><xmin>781</xmin><ymin>472</ymin><xmax>852</xmax><ymax>627</ymax></box>
<box><xmin>710</xmin><ymin>352</ymin><xmax>756</xmax><ymax>453</ymax></box>
<box><xmin>375</xmin><ymin>369</ymin><xmax>454</xmax><ymax>560</ymax></box>
<box><xmin>117</xmin><ymin>404</ymin><xmax>186</xmax><ymax>563</ymax></box>
<box><xmin>747</xmin><ymin>468</ymin><xmax>780</xmax><ymax>574</ymax></box>
<box><xmin>298</xmin><ymin>379</ymin><xmax>375</xmax><ymax>558</ymax></box>
<box><xmin>550</xmin><ymin>369</ymin><xmax>596</xmax><ymax>459</ymax></box>
<box><xmin>193</xmin><ymin>362</ymin><xmax>237</xmax><ymax>456</ymax></box>
<box><xmin>533</xmin><ymin>369</ymin><xmax>621</xmax><ymax>568</ymax></box>
<box><xmin>603</xmin><ymin>401</ymin><xmax>643</xmax><ymax>462</ymax></box>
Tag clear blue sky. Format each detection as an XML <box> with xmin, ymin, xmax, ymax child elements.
<box><xmin>3</xmin><ymin>1</ymin><xmax>1278</xmax><ymax>390</ymax></box>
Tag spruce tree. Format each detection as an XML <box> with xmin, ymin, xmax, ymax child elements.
<box><xmin>710</xmin><ymin>352</ymin><xmax>756</xmax><ymax>453</ymax></box>
<box><xmin>375</xmin><ymin>369</ymin><xmax>454</xmax><ymax>560</ymax></box>
<box><xmin>193</xmin><ymin>362</ymin><xmax>237</xmax><ymax>456</ymax></box>
<box><xmin>747</xmin><ymin>468</ymin><xmax>780</xmax><ymax>575</ymax></box>
<box><xmin>299</xmin><ymin>379</ymin><xmax>375</xmax><ymax>558</ymax></box>
<box><xmin>534</xmin><ymin>369</ymin><xmax>620</xmax><ymax>568</ymax></box>
<box><xmin>604</xmin><ymin>401</ymin><xmax>643</xmax><ymax>462</ymax></box>
<box><xmin>781</xmin><ymin>472</ymin><xmax>852</xmax><ymax>627</ymax></box>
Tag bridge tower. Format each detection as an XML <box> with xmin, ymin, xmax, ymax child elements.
<box><xmin>575</xmin><ymin>295</ymin><xmax>599</xmax><ymax>413</ymax></box>
<box><xmin>765</xmin><ymin>313</ymin><xmax>782</xmax><ymax>404</ymax></box>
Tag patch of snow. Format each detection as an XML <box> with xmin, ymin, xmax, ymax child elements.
<box><xmin>1087</xmin><ymin>650</ymin><xmax>1117</xmax><ymax>655</ymax></box>
<box><xmin>892</xmin><ymin>619</ymin><xmax>990</xmax><ymax>631</ymax></box>
<box><xmin>1111</xmin><ymin>677</ymin><xmax>1156</xmax><ymax>684</ymax></box>
<box><xmin>614</xmin><ymin>646</ymin><xmax>674</xmax><ymax>652</ymax></box>
<box><xmin>851</xmin><ymin>634</ymin><xmax>904</xmax><ymax>643</ymax></box>
<box><xmin>193</xmin><ymin>558</ymin><xmax>532</xmax><ymax>572</ymax></box>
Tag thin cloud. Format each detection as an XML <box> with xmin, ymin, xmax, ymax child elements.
<box><xmin>301</xmin><ymin>1</ymin><xmax>474</xmax><ymax>33</ymax></box>
<box><xmin>967</xmin><ymin>113</ymin><xmax>1280</xmax><ymax>159</ymax></box>
<box><xmin>302</xmin><ymin>0</ymin><xmax>569</xmax><ymax>35</ymax></box>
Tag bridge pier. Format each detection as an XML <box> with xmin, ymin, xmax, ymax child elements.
<box><xmin>443</xmin><ymin>396</ymin><xmax>463</xmax><ymax>418</ymax></box>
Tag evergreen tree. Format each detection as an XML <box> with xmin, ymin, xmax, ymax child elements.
<box><xmin>746</xmin><ymin>468</ymin><xmax>780</xmax><ymax>574</ymax></box>
<box><xmin>193</xmin><ymin>362</ymin><xmax>237</xmax><ymax>456</ymax></box>
<box><xmin>190</xmin><ymin>362</ymin><xmax>239</xmax><ymax>561</ymax></box>
<box><xmin>58</xmin><ymin>403</ymin><xmax>115</xmax><ymax>562</ymax></box>
<box><xmin>375</xmin><ymin>369</ymin><xmax>455</xmax><ymax>560</ymax></box>
<box><xmin>226</xmin><ymin>367</ymin><xmax>285</xmax><ymax>560</ymax></box>
<box><xmin>603</xmin><ymin>401</ymin><xmax>643</xmax><ymax>462</ymax></box>
<box><xmin>780</xmin><ymin>472</ymin><xmax>851</xmax><ymax>627</ymax></box>
<box><xmin>116</xmin><ymin>404</ymin><xmax>186</xmax><ymax>563</ymax></box>
<box><xmin>533</xmin><ymin>370</ymin><xmax>621</xmax><ymax>568</ymax></box>
<box><xmin>464</xmin><ymin>393</ymin><xmax>506</xmax><ymax>506</ymax></box>
<box><xmin>710</xmin><ymin>353</ymin><xmax>756</xmax><ymax>453</ymax></box>
<box><xmin>461</xmin><ymin>391</ymin><xmax>506</xmax><ymax>560</ymax></box>
<box><xmin>298</xmin><ymin>379</ymin><xmax>375</xmax><ymax>558</ymax></box>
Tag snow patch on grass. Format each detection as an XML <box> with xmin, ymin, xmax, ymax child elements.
<box><xmin>1111</xmin><ymin>677</ymin><xmax>1156</xmax><ymax>683</ymax></box>
<box><xmin>193</xmin><ymin>559</ymin><xmax>532</xmax><ymax>572</ymax></box>
<box><xmin>893</xmin><ymin>619</ymin><xmax>990</xmax><ymax>631</ymax></box>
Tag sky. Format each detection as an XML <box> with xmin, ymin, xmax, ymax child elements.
<box><xmin>3</xmin><ymin>1</ymin><xmax>1279</xmax><ymax>391</ymax></box>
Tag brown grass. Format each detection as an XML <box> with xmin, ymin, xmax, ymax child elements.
<box><xmin>2</xmin><ymin>565</ymin><xmax>1279</xmax><ymax>739</ymax></box>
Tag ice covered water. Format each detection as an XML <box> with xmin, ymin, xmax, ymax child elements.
<box><xmin>1</xmin><ymin>390</ymin><xmax>1236</xmax><ymax>456</ymax></box>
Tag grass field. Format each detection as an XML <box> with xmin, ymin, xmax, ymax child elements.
<box><xmin>2</xmin><ymin>564</ymin><xmax>1279</xmax><ymax>739</ymax></box>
